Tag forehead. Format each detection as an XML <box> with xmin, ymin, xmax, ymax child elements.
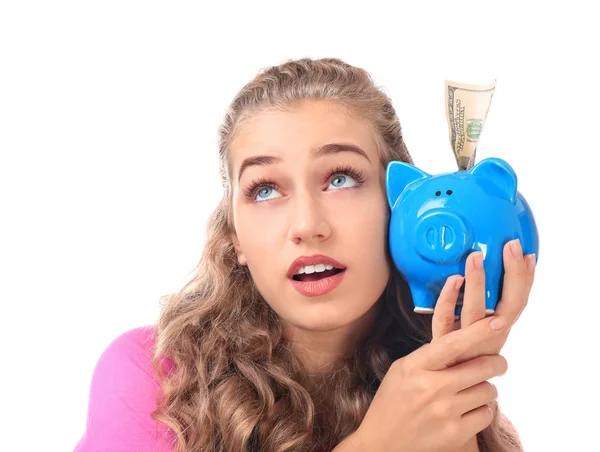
<box><xmin>230</xmin><ymin>100</ymin><xmax>379</xmax><ymax>166</ymax></box>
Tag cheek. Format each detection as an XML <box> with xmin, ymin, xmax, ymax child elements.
<box><xmin>349</xmin><ymin>197</ymin><xmax>389</xmax><ymax>241</ymax></box>
<box><xmin>348</xmin><ymin>198</ymin><xmax>391</xmax><ymax>270</ymax></box>
<box><xmin>235</xmin><ymin>207</ymin><xmax>280</xmax><ymax>256</ymax></box>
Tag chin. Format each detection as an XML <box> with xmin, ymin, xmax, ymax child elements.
<box><xmin>289</xmin><ymin>307</ymin><xmax>359</xmax><ymax>331</ymax></box>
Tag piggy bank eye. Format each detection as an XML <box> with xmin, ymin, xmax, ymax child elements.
<box><xmin>446</xmin><ymin>190</ymin><xmax>453</xmax><ymax>195</ymax></box>
<box><xmin>435</xmin><ymin>190</ymin><xmax>441</xmax><ymax>196</ymax></box>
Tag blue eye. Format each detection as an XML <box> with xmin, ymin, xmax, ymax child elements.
<box><xmin>329</xmin><ymin>174</ymin><xmax>358</xmax><ymax>190</ymax></box>
<box><xmin>255</xmin><ymin>186</ymin><xmax>281</xmax><ymax>202</ymax></box>
<box><xmin>245</xmin><ymin>165</ymin><xmax>366</xmax><ymax>203</ymax></box>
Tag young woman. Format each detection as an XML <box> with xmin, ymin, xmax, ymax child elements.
<box><xmin>75</xmin><ymin>57</ymin><xmax>535</xmax><ymax>452</ymax></box>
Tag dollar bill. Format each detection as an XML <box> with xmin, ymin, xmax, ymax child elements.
<box><xmin>445</xmin><ymin>80</ymin><xmax>496</xmax><ymax>170</ymax></box>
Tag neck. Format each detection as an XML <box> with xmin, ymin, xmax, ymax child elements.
<box><xmin>283</xmin><ymin>299</ymin><xmax>383</xmax><ymax>375</ymax></box>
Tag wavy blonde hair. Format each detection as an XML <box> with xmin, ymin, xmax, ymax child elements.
<box><xmin>150</xmin><ymin>57</ymin><xmax>523</xmax><ymax>452</ymax></box>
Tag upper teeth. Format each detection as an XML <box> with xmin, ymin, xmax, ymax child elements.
<box><xmin>295</xmin><ymin>264</ymin><xmax>335</xmax><ymax>275</ymax></box>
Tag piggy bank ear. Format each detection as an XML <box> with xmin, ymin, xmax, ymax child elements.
<box><xmin>386</xmin><ymin>161</ymin><xmax>430</xmax><ymax>209</ymax></box>
<box><xmin>469</xmin><ymin>157</ymin><xmax>518</xmax><ymax>203</ymax></box>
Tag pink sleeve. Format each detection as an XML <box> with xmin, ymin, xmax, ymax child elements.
<box><xmin>74</xmin><ymin>325</ymin><xmax>176</xmax><ymax>452</ymax></box>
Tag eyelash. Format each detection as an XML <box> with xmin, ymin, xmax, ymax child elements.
<box><xmin>243</xmin><ymin>164</ymin><xmax>367</xmax><ymax>202</ymax></box>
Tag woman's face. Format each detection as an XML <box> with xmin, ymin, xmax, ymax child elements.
<box><xmin>229</xmin><ymin>99</ymin><xmax>391</xmax><ymax>358</ymax></box>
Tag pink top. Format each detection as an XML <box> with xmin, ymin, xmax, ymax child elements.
<box><xmin>74</xmin><ymin>326</ymin><xmax>520</xmax><ymax>451</ymax></box>
<box><xmin>74</xmin><ymin>325</ymin><xmax>176</xmax><ymax>452</ymax></box>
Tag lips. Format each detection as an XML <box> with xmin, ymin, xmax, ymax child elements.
<box><xmin>289</xmin><ymin>269</ymin><xmax>346</xmax><ymax>297</ymax></box>
<box><xmin>287</xmin><ymin>254</ymin><xmax>347</xmax><ymax>297</ymax></box>
<box><xmin>287</xmin><ymin>254</ymin><xmax>346</xmax><ymax>280</ymax></box>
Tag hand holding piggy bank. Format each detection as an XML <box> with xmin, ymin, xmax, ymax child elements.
<box><xmin>386</xmin><ymin>157</ymin><xmax>539</xmax><ymax>317</ymax></box>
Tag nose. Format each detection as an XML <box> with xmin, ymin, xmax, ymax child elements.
<box><xmin>414</xmin><ymin>210</ymin><xmax>473</xmax><ymax>263</ymax></box>
<box><xmin>287</xmin><ymin>191</ymin><xmax>331</xmax><ymax>244</ymax></box>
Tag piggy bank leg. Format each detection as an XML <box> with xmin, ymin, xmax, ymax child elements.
<box><xmin>410</xmin><ymin>284</ymin><xmax>437</xmax><ymax>314</ymax></box>
<box><xmin>484</xmin><ymin>265</ymin><xmax>502</xmax><ymax>315</ymax></box>
<box><xmin>454</xmin><ymin>289</ymin><xmax>465</xmax><ymax>319</ymax></box>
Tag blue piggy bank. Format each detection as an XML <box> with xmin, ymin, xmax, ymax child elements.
<box><xmin>386</xmin><ymin>157</ymin><xmax>539</xmax><ymax>318</ymax></box>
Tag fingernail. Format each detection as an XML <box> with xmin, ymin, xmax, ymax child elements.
<box><xmin>526</xmin><ymin>254</ymin><xmax>536</xmax><ymax>272</ymax></box>
<box><xmin>454</xmin><ymin>275</ymin><xmax>464</xmax><ymax>290</ymax></box>
<box><xmin>510</xmin><ymin>239</ymin><xmax>523</xmax><ymax>259</ymax></box>
<box><xmin>490</xmin><ymin>316</ymin><xmax>506</xmax><ymax>331</ymax></box>
<box><xmin>490</xmin><ymin>382</ymin><xmax>498</xmax><ymax>397</ymax></box>
<box><xmin>472</xmin><ymin>252</ymin><xmax>483</xmax><ymax>270</ymax></box>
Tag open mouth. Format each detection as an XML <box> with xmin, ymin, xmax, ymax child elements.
<box><xmin>292</xmin><ymin>268</ymin><xmax>345</xmax><ymax>282</ymax></box>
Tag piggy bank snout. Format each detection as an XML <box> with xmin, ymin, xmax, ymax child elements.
<box><xmin>414</xmin><ymin>210</ymin><xmax>473</xmax><ymax>263</ymax></box>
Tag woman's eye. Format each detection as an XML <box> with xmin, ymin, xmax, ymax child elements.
<box><xmin>328</xmin><ymin>174</ymin><xmax>358</xmax><ymax>190</ymax></box>
<box><xmin>255</xmin><ymin>186</ymin><xmax>282</xmax><ymax>202</ymax></box>
<box><xmin>253</xmin><ymin>172</ymin><xmax>360</xmax><ymax>203</ymax></box>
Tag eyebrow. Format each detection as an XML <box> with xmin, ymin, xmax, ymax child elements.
<box><xmin>237</xmin><ymin>143</ymin><xmax>371</xmax><ymax>182</ymax></box>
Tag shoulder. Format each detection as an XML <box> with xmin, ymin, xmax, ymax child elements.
<box><xmin>74</xmin><ymin>325</ymin><xmax>175</xmax><ymax>452</ymax></box>
<box><xmin>88</xmin><ymin>325</ymin><xmax>173</xmax><ymax>395</ymax></box>
<box><xmin>96</xmin><ymin>325</ymin><xmax>171</xmax><ymax>374</ymax></box>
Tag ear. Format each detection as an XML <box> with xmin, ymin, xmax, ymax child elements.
<box><xmin>230</xmin><ymin>232</ymin><xmax>247</xmax><ymax>266</ymax></box>
<box><xmin>469</xmin><ymin>157</ymin><xmax>518</xmax><ymax>203</ymax></box>
<box><xmin>385</xmin><ymin>161</ymin><xmax>430</xmax><ymax>209</ymax></box>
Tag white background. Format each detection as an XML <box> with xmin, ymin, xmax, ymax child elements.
<box><xmin>1</xmin><ymin>1</ymin><xmax>598</xmax><ymax>451</ymax></box>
